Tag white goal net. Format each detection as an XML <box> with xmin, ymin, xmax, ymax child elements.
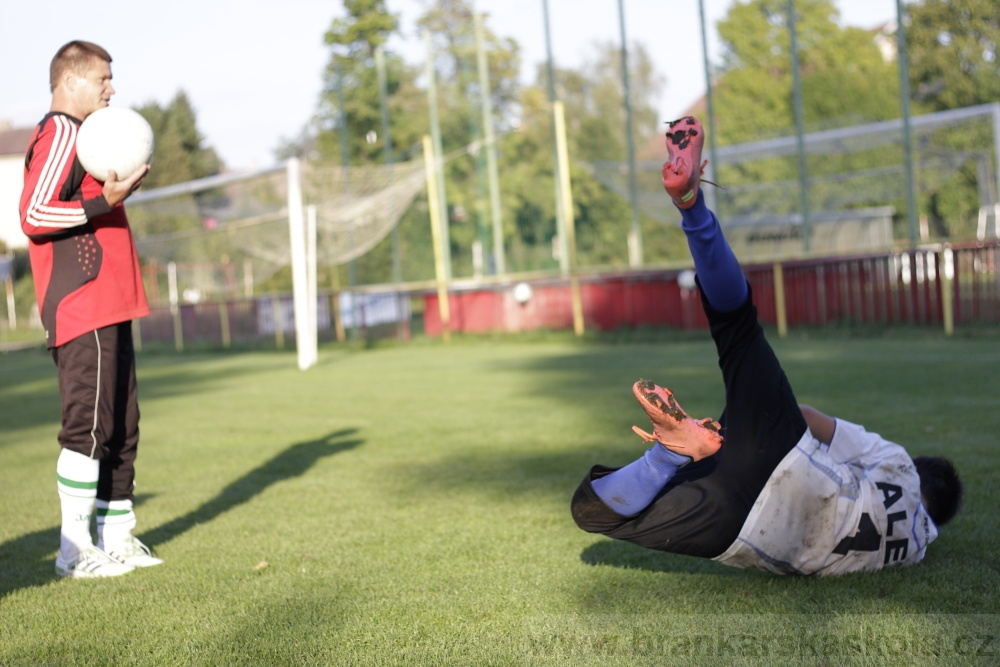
<box><xmin>128</xmin><ymin>157</ymin><xmax>427</xmax><ymax>368</ymax></box>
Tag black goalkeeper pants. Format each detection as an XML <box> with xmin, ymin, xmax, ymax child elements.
<box><xmin>571</xmin><ymin>284</ymin><xmax>808</xmax><ymax>558</ymax></box>
<box><xmin>51</xmin><ymin>322</ymin><xmax>140</xmax><ymax>502</ymax></box>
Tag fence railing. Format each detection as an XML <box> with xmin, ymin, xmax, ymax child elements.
<box><xmin>134</xmin><ymin>241</ymin><xmax>1000</xmax><ymax>350</ymax></box>
<box><xmin>422</xmin><ymin>241</ymin><xmax>1000</xmax><ymax>337</ymax></box>
<box><xmin>136</xmin><ymin>291</ymin><xmax>411</xmax><ymax>351</ymax></box>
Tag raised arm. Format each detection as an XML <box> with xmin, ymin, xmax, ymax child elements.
<box><xmin>799</xmin><ymin>404</ymin><xmax>837</xmax><ymax>445</ymax></box>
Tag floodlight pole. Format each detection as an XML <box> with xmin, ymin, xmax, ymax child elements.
<box><xmin>788</xmin><ymin>0</ymin><xmax>811</xmax><ymax>253</ymax></box>
<box><xmin>423</xmin><ymin>136</ymin><xmax>451</xmax><ymax>342</ymax></box>
<box><xmin>337</xmin><ymin>62</ymin><xmax>355</xmax><ymax>289</ymax></box>
<box><xmin>337</xmin><ymin>62</ymin><xmax>361</xmax><ymax>336</ymax></box>
<box><xmin>542</xmin><ymin>0</ymin><xmax>569</xmax><ymax>274</ymax></box>
<box><xmin>698</xmin><ymin>0</ymin><xmax>720</xmax><ymax>214</ymax></box>
<box><xmin>617</xmin><ymin>0</ymin><xmax>642</xmax><ymax>267</ymax></box>
<box><xmin>424</xmin><ymin>31</ymin><xmax>452</xmax><ymax>280</ymax></box>
<box><xmin>895</xmin><ymin>0</ymin><xmax>920</xmax><ymax>246</ymax></box>
<box><xmin>993</xmin><ymin>103</ymin><xmax>1000</xmax><ymax>206</ymax></box>
<box><xmin>554</xmin><ymin>101</ymin><xmax>585</xmax><ymax>337</ymax></box>
<box><xmin>474</xmin><ymin>12</ymin><xmax>506</xmax><ymax>277</ymax></box>
<box><xmin>376</xmin><ymin>46</ymin><xmax>402</xmax><ymax>284</ymax></box>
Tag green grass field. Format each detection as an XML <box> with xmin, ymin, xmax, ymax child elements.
<box><xmin>1</xmin><ymin>330</ymin><xmax>998</xmax><ymax>666</ymax></box>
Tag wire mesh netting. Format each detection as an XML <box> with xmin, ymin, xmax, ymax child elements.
<box><xmin>129</xmin><ymin>159</ymin><xmax>426</xmax><ymax>301</ymax></box>
<box><xmin>127</xmin><ymin>104</ymin><xmax>1000</xmax><ymax>306</ymax></box>
<box><xmin>591</xmin><ymin>104</ymin><xmax>1000</xmax><ymax>260</ymax></box>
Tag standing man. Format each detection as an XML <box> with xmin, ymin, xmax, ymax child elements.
<box><xmin>571</xmin><ymin>116</ymin><xmax>962</xmax><ymax>576</ymax></box>
<box><xmin>20</xmin><ymin>40</ymin><xmax>162</xmax><ymax>578</ymax></box>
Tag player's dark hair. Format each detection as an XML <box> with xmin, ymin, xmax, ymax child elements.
<box><xmin>913</xmin><ymin>456</ymin><xmax>963</xmax><ymax>526</ymax></box>
<box><xmin>50</xmin><ymin>40</ymin><xmax>112</xmax><ymax>92</ymax></box>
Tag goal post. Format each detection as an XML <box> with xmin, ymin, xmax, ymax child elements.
<box><xmin>128</xmin><ymin>156</ymin><xmax>427</xmax><ymax>364</ymax></box>
<box><xmin>286</xmin><ymin>157</ymin><xmax>315</xmax><ymax>370</ymax></box>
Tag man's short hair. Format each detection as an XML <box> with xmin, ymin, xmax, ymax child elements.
<box><xmin>50</xmin><ymin>40</ymin><xmax>112</xmax><ymax>92</ymax></box>
<box><xmin>914</xmin><ymin>456</ymin><xmax>963</xmax><ymax>526</ymax></box>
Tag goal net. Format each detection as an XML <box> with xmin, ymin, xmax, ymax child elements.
<box><xmin>129</xmin><ymin>159</ymin><xmax>426</xmax><ymax>299</ymax></box>
<box><xmin>127</xmin><ymin>157</ymin><xmax>427</xmax><ymax>368</ymax></box>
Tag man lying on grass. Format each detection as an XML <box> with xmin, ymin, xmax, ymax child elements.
<box><xmin>571</xmin><ymin>116</ymin><xmax>962</xmax><ymax>576</ymax></box>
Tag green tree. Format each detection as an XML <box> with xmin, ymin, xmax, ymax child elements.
<box><xmin>907</xmin><ymin>0</ymin><xmax>1000</xmax><ymax>111</ymax></box>
<box><xmin>714</xmin><ymin>0</ymin><xmax>900</xmax><ymax>144</ymax></box>
<box><xmin>902</xmin><ymin>0</ymin><xmax>999</xmax><ymax>238</ymax></box>
<box><xmin>559</xmin><ymin>41</ymin><xmax>663</xmax><ymax>163</ymax></box>
<box><xmin>129</xmin><ymin>91</ymin><xmax>225</xmax><ymax>268</ymax></box>
<box><xmin>707</xmin><ymin>0</ymin><xmax>913</xmax><ymax>223</ymax></box>
<box><xmin>414</xmin><ymin>0</ymin><xmax>523</xmax><ymax>277</ymax></box>
<box><xmin>316</xmin><ymin>0</ymin><xmax>410</xmax><ymax>164</ymax></box>
<box><xmin>302</xmin><ymin>1</ymin><xmax>431</xmax><ymax>288</ymax></box>
<box><xmin>134</xmin><ymin>91</ymin><xmax>222</xmax><ymax>189</ymax></box>
<box><xmin>500</xmin><ymin>41</ymin><xmax>688</xmax><ymax>269</ymax></box>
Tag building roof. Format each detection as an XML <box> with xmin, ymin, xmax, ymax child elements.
<box><xmin>0</xmin><ymin>127</ymin><xmax>33</xmax><ymax>158</ymax></box>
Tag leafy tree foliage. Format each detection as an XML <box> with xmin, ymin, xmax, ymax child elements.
<box><xmin>907</xmin><ymin>0</ymin><xmax>1000</xmax><ymax>111</ymax></box>
<box><xmin>709</xmin><ymin>1</ymin><xmax>922</xmax><ymax>229</ymax></box>
<box><xmin>127</xmin><ymin>92</ymin><xmax>224</xmax><ymax>246</ymax></box>
<box><xmin>309</xmin><ymin>0</ymin><xmax>692</xmax><ymax>282</ymax></box>
<box><xmin>714</xmin><ymin>0</ymin><xmax>899</xmax><ymax>145</ymax></box>
<box><xmin>901</xmin><ymin>0</ymin><xmax>1000</xmax><ymax>237</ymax></box>
<box><xmin>502</xmin><ymin>42</ymin><xmax>687</xmax><ymax>268</ymax></box>
<box><xmin>134</xmin><ymin>91</ymin><xmax>222</xmax><ymax>189</ymax></box>
<box><xmin>413</xmin><ymin>0</ymin><xmax>523</xmax><ymax>275</ymax></box>
<box><xmin>316</xmin><ymin>0</ymin><xmax>415</xmax><ymax>164</ymax></box>
<box><xmin>707</xmin><ymin>0</ymin><xmax>993</xmax><ymax>240</ymax></box>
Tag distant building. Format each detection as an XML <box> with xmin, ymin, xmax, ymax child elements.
<box><xmin>0</xmin><ymin>121</ymin><xmax>33</xmax><ymax>249</ymax></box>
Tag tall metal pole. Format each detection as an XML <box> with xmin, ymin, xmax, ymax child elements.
<box><xmin>422</xmin><ymin>136</ymin><xmax>451</xmax><ymax>342</ymax></box>
<box><xmin>337</xmin><ymin>62</ymin><xmax>358</xmax><ymax>293</ymax></box>
<box><xmin>376</xmin><ymin>46</ymin><xmax>402</xmax><ymax>284</ymax></box>
<box><xmin>460</xmin><ymin>55</ymin><xmax>488</xmax><ymax>280</ymax></box>
<box><xmin>895</xmin><ymin>0</ymin><xmax>920</xmax><ymax>245</ymax></box>
<box><xmin>337</xmin><ymin>62</ymin><xmax>350</xmax><ymax>170</ymax></box>
<box><xmin>474</xmin><ymin>12</ymin><xmax>506</xmax><ymax>276</ymax></box>
<box><xmin>617</xmin><ymin>0</ymin><xmax>642</xmax><ymax>267</ymax></box>
<box><xmin>554</xmin><ymin>101</ymin><xmax>584</xmax><ymax>336</ymax></box>
<box><xmin>698</xmin><ymin>0</ymin><xmax>720</xmax><ymax>213</ymax></box>
<box><xmin>993</xmin><ymin>103</ymin><xmax>1000</xmax><ymax>205</ymax></box>
<box><xmin>424</xmin><ymin>31</ymin><xmax>452</xmax><ymax>279</ymax></box>
<box><xmin>542</xmin><ymin>0</ymin><xmax>569</xmax><ymax>274</ymax></box>
<box><xmin>788</xmin><ymin>0</ymin><xmax>811</xmax><ymax>252</ymax></box>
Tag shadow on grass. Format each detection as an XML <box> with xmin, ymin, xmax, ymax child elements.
<box><xmin>0</xmin><ymin>428</ymin><xmax>361</xmax><ymax>600</ymax></box>
<box><xmin>580</xmin><ymin>539</ymin><xmax>745</xmax><ymax>578</ymax></box>
<box><xmin>0</xmin><ymin>525</ymin><xmax>60</xmax><ymax>598</ymax></box>
<box><xmin>140</xmin><ymin>428</ymin><xmax>362</xmax><ymax>549</ymax></box>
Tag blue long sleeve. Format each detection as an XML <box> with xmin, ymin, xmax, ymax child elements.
<box><xmin>592</xmin><ymin>445</ymin><xmax>692</xmax><ymax>516</ymax></box>
<box><xmin>679</xmin><ymin>190</ymin><xmax>748</xmax><ymax>312</ymax></box>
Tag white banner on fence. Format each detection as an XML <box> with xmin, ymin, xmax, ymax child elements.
<box><xmin>338</xmin><ymin>292</ymin><xmax>410</xmax><ymax>329</ymax></box>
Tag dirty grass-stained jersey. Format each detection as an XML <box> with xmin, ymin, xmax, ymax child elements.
<box><xmin>20</xmin><ymin>112</ymin><xmax>148</xmax><ymax>348</ymax></box>
<box><xmin>713</xmin><ymin>418</ymin><xmax>939</xmax><ymax>576</ymax></box>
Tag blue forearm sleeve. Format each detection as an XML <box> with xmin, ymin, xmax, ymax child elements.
<box><xmin>591</xmin><ymin>445</ymin><xmax>692</xmax><ymax>517</ymax></box>
<box><xmin>679</xmin><ymin>191</ymin><xmax>748</xmax><ymax>312</ymax></box>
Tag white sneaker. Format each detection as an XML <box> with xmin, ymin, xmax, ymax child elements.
<box><xmin>56</xmin><ymin>545</ymin><xmax>136</xmax><ymax>578</ymax></box>
<box><xmin>103</xmin><ymin>536</ymin><xmax>164</xmax><ymax>568</ymax></box>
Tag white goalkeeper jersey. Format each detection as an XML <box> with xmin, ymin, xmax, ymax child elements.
<box><xmin>713</xmin><ymin>418</ymin><xmax>939</xmax><ymax>576</ymax></box>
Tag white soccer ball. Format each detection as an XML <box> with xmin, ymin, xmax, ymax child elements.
<box><xmin>678</xmin><ymin>269</ymin><xmax>697</xmax><ymax>291</ymax></box>
<box><xmin>76</xmin><ymin>107</ymin><xmax>154</xmax><ymax>182</ymax></box>
<box><xmin>513</xmin><ymin>282</ymin><xmax>533</xmax><ymax>304</ymax></box>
